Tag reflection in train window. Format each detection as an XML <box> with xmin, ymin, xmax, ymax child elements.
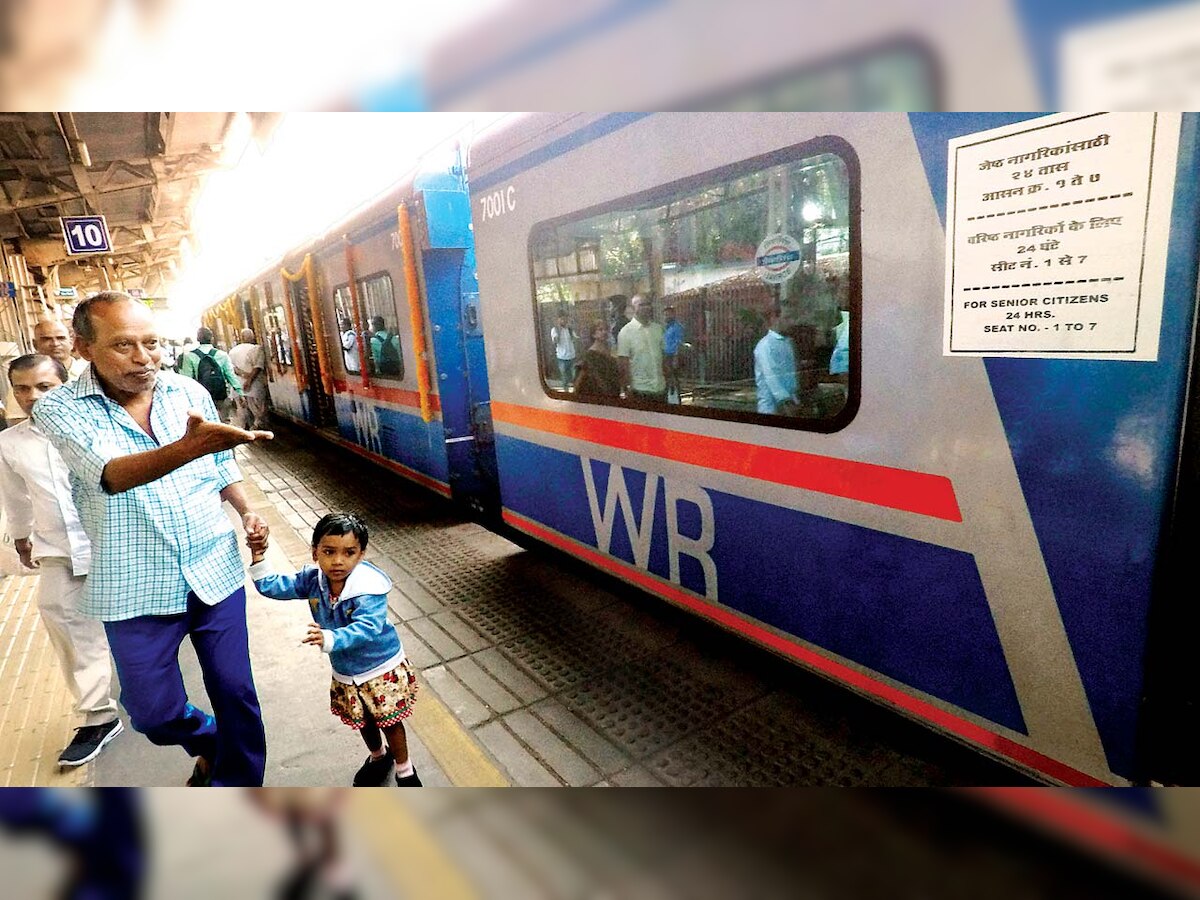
<box><xmin>529</xmin><ymin>139</ymin><xmax>858</xmax><ymax>429</ymax></box>
<box><xmin>333</xmin><ymin>273</ymin><xmax>405</xmax><ymax>381</ymax></box>
<box><xmin>267</xmin><ymin>303</ymin><xmax>293</xmax><ymax>368</ymax></box>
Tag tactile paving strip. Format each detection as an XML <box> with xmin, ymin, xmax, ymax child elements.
<box><xmin>647</xmin><ymin>689</ymin><xmax>958</xmax><ymax>786</ymax></box>
<box><xmin>555</xmin><ymin>651</ymin><xmax>769</xmax><ymax>760</ymax></box>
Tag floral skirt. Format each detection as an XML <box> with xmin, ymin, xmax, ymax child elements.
<box><xmin>329</xmin><ymin>660</ymin><xmax>418</xmax><ymax>730</ymax></box>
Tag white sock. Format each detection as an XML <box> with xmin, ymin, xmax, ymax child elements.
<box><xmin>396</xmin><ymin>759</ymin><xmax>413</xmax><ymax>777</ymax></box>
<box><xmin>369</xmin><ymin>746</ymin><xmax>387</xmax><ymax>760</ymax></box>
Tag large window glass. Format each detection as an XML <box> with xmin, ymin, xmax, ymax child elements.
<box><xmin>530</xmin><ymin>140</ymin><xmax>858</xmax><ymax>428</ymax></box>
<box><xmin>334</xmin><ymin>272</ymin><xmax>405</xmax><ymax>381</ymax></box>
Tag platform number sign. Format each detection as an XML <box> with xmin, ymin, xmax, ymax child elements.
<box><xmin>61</xmin><ymin>215</ymin><xmax>112</xmax><ymax>255</ymax></box>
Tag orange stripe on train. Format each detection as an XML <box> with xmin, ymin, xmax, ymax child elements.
<box><xmin>491</xmin><ymin>401</ymin><xmax>962</xmax><ymax>521</ymax></box>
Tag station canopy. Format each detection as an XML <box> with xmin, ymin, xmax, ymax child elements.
<box><xmin>0</xmin><ymin>112</ymin><xmax>279</xmax><ymax>306</ymax></box>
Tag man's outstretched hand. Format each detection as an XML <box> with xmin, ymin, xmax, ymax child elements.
<box><xmin>182</xmin><ymin>410</ymin><xmax>273</xmax><ymax>455</ymax></box>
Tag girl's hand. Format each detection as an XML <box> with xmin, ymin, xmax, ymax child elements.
<box><xmin>246</xmin><ymin>530</ymin><xmax>269</xmax><ymax>561</ymax></box>
<box><xmin>302</xmin><ymin>623</ymin><xmax>325</xmax><ymax>647</ymax></box>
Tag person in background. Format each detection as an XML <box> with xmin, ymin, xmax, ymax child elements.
<box><xmin>229</xmin><ymin>328</ymin><xmax>270</xmax><ymax>431</ymax></box>
<box><xmin>829</xmin><ymin>309</ymin><xmax>850</xmax><ymax>382</ymax></box>
<box><xmin>368</xmin><ymin>316</ymin><xmax>403</xmax><ymax>379</ymax></box>
<box><xmin>34</xmin><ymin>318</ymin><xmax>90</xmax><ymax>381</ymax></box>
<box><xmin>573</xmin><ymin>320</ymin><xmax>622</xmax><ymax>398</ymax></box>
<box><xmin>4</xmin><ymin>318</ymin><xmax>88</xmax><ymax>427</ymax></box>
<box><xmin>174</xmin><ymin>337</ymin><xmax>195</xmax><ymax>373</ymax></box>
<box><xmin>754</xmin><ymin>306</ymin><xmax>800</xmax><ymax>415</ymax></box>
<box><xmin>608</xmin><ymin>294</ymin><xmax>630</xmax><ymax>349</ymax></box>
<box><xmin>550</xmin><ymin>311</ymin><xmax>577</xmax><ymax>389</ymax></box>
<box><xmin>662</xmin><ymin>304</ymin><xmax>684</xmax><ymax>403</ymax></box>
<box><xmin>180</xmin><ymin>326</ymin><xmax>243</xmax><ymax>423</ymax></box>
<box><xmin>158</xmin><ymin>338</ymin><xmax>176</xmax><ymax>371</ymax></box>
<box><xmin>339</xmin><ymin>316</ymin><xmax>360</xmax><ymax>375</ymax></box>
<box><xmin>35</xmin><ymin>292</ymin><xmax>273</xmax><ymax>787</ymax></box>
<box><xmin>0</xmin><ymin>354</ymin><xmax>122</xmax><ymax>768</ymax></box>
<box><xmin>617</xmin><ymin>294</ymin><xmax>667</xmax><ymax>403</ymax></box>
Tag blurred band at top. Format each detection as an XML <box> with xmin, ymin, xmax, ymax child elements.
<box><xmin>1</xmin><ymin>0</ymin><xmax>1199</xmax><ymax>110</ymax></box>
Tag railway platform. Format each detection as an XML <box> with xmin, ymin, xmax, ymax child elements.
<box><xmin>3</xmin><ymin>421</ymin><xmax>1032</xmax><ymax>788</ymax></box>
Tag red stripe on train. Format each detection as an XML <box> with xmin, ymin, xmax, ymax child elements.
<box><xmin>331</xmin><ymin>378</ymin><xmax>441</xmax><ymax>412</ymax></box>
<box><xmin>491</xmin><ymin>401</ymin><xmax>961</xmax><ymax>521</ymax></box>
<box><xmin>973</xmin><ymin>789</ymin><xmax>1200</xmax><ymax>890</ymax></box>
<box><xmin>503</xmin><ymin>509</ymin><xmax>1110</xmax><ymax>787</ymax></box>
<box><xmin>276</xmin><ymin>411</ymin><xmax>452</xmax><ymax>497</ymax></box>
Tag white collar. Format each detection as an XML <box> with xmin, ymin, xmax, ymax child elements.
<box><xmin>319</xmin><ymin>559</ymin><xmax>391</xmax><ymax>601</ymax></box>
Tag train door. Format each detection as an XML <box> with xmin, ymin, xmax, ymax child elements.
<box><xmin>287</xmin><ymin>276</ymin><xmax>337</xmax><ymax>429</ymax></box>
<box><xmin>413</xmin><ymin>171</ymin><xmax>500</xmax><ymax>518</ymax></box>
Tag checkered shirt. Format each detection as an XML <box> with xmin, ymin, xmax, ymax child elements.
<box><xmin>33</xmin><ymin>367</ymin><xmax>245</xmax><ymax>621</ymax></box>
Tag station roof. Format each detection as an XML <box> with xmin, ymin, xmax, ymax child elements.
<box><xmin>0</xmin><ymin>112</ymin><xmax>278</xmax><ymax>302</ymax></box>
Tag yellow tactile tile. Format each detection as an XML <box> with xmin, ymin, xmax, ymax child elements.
<box><xmin>349</xmin><ymin>791</ymin><xmax>479</xmax><ymax>900</ymax></box>
<box><xmin>0</xmin><ymin>572</ymin><xmax>89</xmax><ymax>787</ymax></box>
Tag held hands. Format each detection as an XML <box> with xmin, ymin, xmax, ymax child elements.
<box><xmin>302</xmin><ymin>622</ymin><xmax>325</xmax><ymax>648</ymax></box>
<box><xmin>182</xmin><ymin>410</ymin><xmax>273</xmax><ymax>456</ymax></box>
<box><xmin>245</xmin><ymin>514</ymin><xmax>269</xmax><ymax>562</ymax></box>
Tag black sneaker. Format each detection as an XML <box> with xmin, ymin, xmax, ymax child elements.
<box><xmin>353</xmin><ymin>751</ymin><xmax>394</xmax><ymax>786</ymax></box>
<box><xmin>395</xmin><ymin>766</ymin><xmax>422</xmax><ymax>787</ymax></box>
<box><xmin>58</xmin><ymin>719</ymin><xmax>123</xmax><ymax>767</ymax></box>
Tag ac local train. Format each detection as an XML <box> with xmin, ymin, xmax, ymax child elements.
<box><xmin>202</xmin><ymin>113</ymin><xmax>1200</xmax><ymax>793</ymax></box>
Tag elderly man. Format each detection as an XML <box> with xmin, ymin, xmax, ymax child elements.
<box><xmin>35</xmin><ymin>317</ymin><xmax>90</xmax><ymax>381</ymax></box>
<box><xmin>34</xmin><ymin>291</ymin><xmax>274</xmax><ymax>787</ymax></box>
<box><xmin>228</xmin><ymin>328</ymin><xmax>270</xmax><ymax>430</ymax></box>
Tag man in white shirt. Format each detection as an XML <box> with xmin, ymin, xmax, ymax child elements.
<box><xmin>339</xmin><ymin>316</ymin><xmax>360</xmax><ymax>375</ymax></box>
<box><xmin>617</xmin><ymin>294</ymin><xmax>667</xmax><ymax>402</ymax></box>
<box><xmin>228</xmin><ymin>328</ymin><xmax>270</xmax><ymax>430</ymax></box>
<box><xmin>0</xmin><ymin>353</ymin><xmax>121</xmax><ymax>767</ymax></box>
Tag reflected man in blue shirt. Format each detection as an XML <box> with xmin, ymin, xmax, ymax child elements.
<box><xmin>754</xmin><ymin>306</ymin><xmax>800</xmax><ymax>415</ymax></box>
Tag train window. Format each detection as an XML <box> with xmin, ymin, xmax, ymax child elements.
<box><xmin>529</xmin><ymin>138</ymin><xmax>859</xmax><ymax>431</ymax></box>
<box><xmin>334</xmin><ymin>273</ymin><xmax>405</xmax><ymax>381</ymax></box>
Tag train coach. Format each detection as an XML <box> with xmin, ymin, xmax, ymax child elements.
<box><xmin>205</xmin><ymin>112</ymin><xmax>1200</xmax><ymax>788</ymax></box>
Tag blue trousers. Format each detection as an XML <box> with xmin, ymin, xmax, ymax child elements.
<box><xmin>104</xmin><ymin>587</ymin><xmax>266</xmax><ymax>786</ymax></box>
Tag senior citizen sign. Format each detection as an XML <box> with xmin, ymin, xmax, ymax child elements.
<box><xmin>943</xmin><ymin>112</ymin><xmax>1179</xmax><ymax>360</ymax></box>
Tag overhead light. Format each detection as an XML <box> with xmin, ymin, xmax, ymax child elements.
<box><xmin>74</xmin><ymin>140</ymin><xmax>91</xmax><ymax>168</ymax></box>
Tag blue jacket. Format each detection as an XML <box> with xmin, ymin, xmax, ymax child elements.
<box><xmin>250</xmin><ymin>559</ymin><xmax>403</xmax><ymax>679</ymax></box>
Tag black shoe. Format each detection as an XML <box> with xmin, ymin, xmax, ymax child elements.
<box><xmin>186</xmin><ymin>756</ymin><xmax>213</xmax><ymax>787</ymax></box>
<box><xmin>352</xmin><ymin>751</ymin><xmax>394</xmax><ymax>786</ymax></box>
<box><xmin>58</xmin><ymin>719</ymin><xmax>123</xmax><ymax>767</ymax></box>
<box><xmin>395</xmin><ymin>766</ymin><xmax>422</xmax><ymax>787</ymax></box>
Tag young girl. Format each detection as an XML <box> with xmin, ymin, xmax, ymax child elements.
<box><xmin>248</xmin><ymin>513</ymin><xmax>421</xmax><ymax>787</ymax></box>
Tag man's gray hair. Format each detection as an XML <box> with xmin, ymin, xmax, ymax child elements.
<box><xmin>73</xmin><ymin>291</ymin><xmax>136</xmax><ymax>343</ymax></box>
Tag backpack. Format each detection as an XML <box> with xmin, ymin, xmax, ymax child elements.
<box><xmin>376</xmin><ymin>332</ymin><xmax>403</xmax><ymax>378</ymax></box>
<box><xmin>193</xmin><ymin>348</ymin><xmax>228</xmax><ymax>401</ymax></box>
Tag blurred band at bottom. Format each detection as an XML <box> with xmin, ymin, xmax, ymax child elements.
<box><xmin>0</xmin><ymin>787</ymin><xmax>1197</xmax><ymax>899</ymax></box>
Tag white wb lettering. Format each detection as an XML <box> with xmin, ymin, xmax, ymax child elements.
<box><xmin>580</xmin><ymin>457</ymin><xmax>718</xmax><ymax>601</ymax></box>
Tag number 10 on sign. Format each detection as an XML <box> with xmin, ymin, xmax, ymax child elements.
<box><xmin>61</xmin><ymin>215</ymin><xmax>112</xmax><ymax>255</ymax></box>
